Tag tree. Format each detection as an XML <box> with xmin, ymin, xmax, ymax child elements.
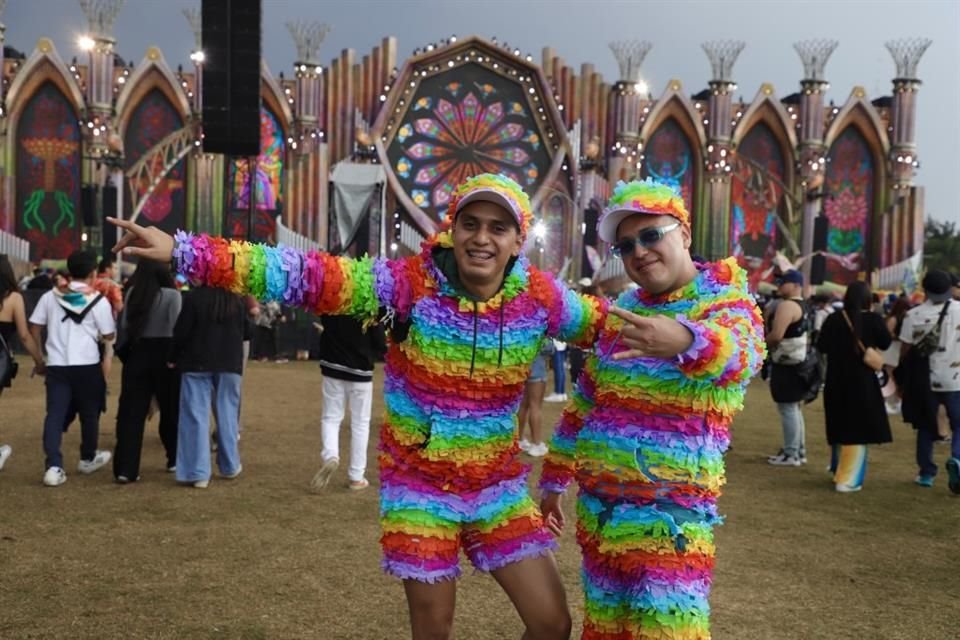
<box><xmin>923</xmin><ymin>218</ymin><xmax>960</xmax><ymax>274</ymax></box>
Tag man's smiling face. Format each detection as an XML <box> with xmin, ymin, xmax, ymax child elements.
<box><xmin>451</xmin><ymin>200</ymin><xmax>522</xmax><ymax>298</ymax></box>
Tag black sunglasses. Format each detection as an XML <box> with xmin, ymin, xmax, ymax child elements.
<box><xmin>611</xmin><ymin>222</ymin><xmax>681</xmax><ymax>258</ymax></box>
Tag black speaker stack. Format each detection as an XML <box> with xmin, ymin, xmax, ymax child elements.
<box><xmin>201</xmin><ymin>0</ymin><xmax>262</xmax><ymax>157</ymax></box>
<box><xmin>809</xmin><ymin>216</ymin><xmax>829</xmax><ymax>285</ymax></box>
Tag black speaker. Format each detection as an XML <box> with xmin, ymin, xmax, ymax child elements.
<box><xmin>810</xmin><ymin>254</ymin><xmax>827</xmax><ymax>285</ymax></box>
<box><xmin>101</xmin><ymin>185</ymin><xmax>117</xmax><ymax>257</ymax></box>
<box><xmin>81</xmin><ymin>185</ymin><xmax>97</xmax><ymax>226</ymax></box>
<box><xmin>202</xmin><ymin>0</ymin><xmax>262</xmax><ymax>156</ymax></box>
<box><xmin>813</xmin><ymin>215</ymin><xmax>829</xmax><ymax>251</ymax></box>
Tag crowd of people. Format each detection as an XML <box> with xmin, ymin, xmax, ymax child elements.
<box><xmin>0</xmin><ymin>171</ymin><xmax>956</xmax><ymax>640</ymax></box>
<box><xmin>759</xmin><ymin>266</ymin><xmax>960</xmax><ymax>494</ymax></box>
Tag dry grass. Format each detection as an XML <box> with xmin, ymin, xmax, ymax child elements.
<box><xmin>0</xmin><ymin>358</ymin><xmax>956</xmax><ymax>639</ymax></box>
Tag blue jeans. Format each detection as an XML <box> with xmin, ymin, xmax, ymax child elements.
<box><xmin>916</xmin><ymin>390</ymin><xmax>960</xmax><ymax>477</ymax></box>
<box><xmin>176</xmin><ymin>372</ymin><xmax>242</xmax><ymax>482</ymax></box>
<box><xmin>776</xmin><ymin>402</ymin><xmax>806</xmax><ymax>458</ymax></box>
<box><xmin>552</xmin><ymin>350</ymin><xmax>566</xmax><ymax>394</ymax></box>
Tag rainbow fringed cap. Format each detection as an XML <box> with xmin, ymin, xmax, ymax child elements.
<box><xmin>597</xmin><ymin>178</ymin><xmax>690</xmax><ymax>243</ymax></box>
<box><xmin>446</xmin><ymin>174</ymin><xmax>533</xmax><ymax>239</ymax></box>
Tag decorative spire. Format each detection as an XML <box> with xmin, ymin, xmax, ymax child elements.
<box><xmin>608</xmin><ymin>40</ymin><xmax>652</xmax><ymax>84</ymax></box>
<box><xmin>701</xmin><ymin>40</ymin><xmax>745</xmax><ymax>83</ymax></box>
<box><xmin>183</xmin><ymin>7</ymin><xmax>201</xmax><ymax>51</ymax></box>
<box><xmin>885</xmin><ymin>38</ymin><xmax>932</xmax><ymax>79</ymax></box>
<box><xmin>0</xmin><ymin>1</ymin><xmax>7</xmax><ymax>18</ymax></box>
<box><xmin>78</xmin><ymin>0</ymin><xmax>124</xmax><ymax>38</ymax></box>
<box><xmin>286</xmin><ymin>20</ymin><xmax>331</xmax><ymax>65</ymax></box>
<box><xmin>793</xmin><ymin>39</ymin><xmax>838</xmax><ymax>82</ymax></box>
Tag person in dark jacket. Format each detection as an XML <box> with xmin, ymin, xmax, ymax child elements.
<box><xmin>169</xmin><ymin>286</ymin><xmax>248</xmax><ymax>488</ymax></box>
<box><xmin>817</xmin><ymin>281</ymin><xmax>892</xmax><ymax>492</ymax></box>
<box><xmin>310</xmin><ymin>315</ymin><xmax>386</xmax><ymax>491</ymax></box>
<box><xmin>113</xmin><ymin>259</ymin><xmax>181</xmax><ymax>482</ymax></box>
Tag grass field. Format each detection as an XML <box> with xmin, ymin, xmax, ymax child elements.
<box><xmin>0</xmin><ymin>358</ymin><xmax>956</xmax><ymax>639</ymax></box>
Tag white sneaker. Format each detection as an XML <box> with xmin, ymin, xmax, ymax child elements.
<box><xmin>221</xmin><ymin>464</ymin><xmax>243</xmax><ymax>479</ymax></box>
<box><xmin>518</xmin><ymin>438</ymin><xmax>532</xmax><ymax>452</ymax></box>
<box><xmin>43</xmin><ymin>466</ymin><xmax>67</xmax><ymax>487</ymax></box>
<box><xmin>0</xmin><ymin>444</ymin><xmax>11</xmax><ymax>471</ymax></box>
<box><xmin>835</xmin><ymin>483</ymin><xmax>862</xmax><ymax>493</ymax></box>
<box><xmin>544</xmin><ymin>393</ymin><xmax>568</xmax><ymax>403</ymax></box>
<box><xmin>527</xmin><ymin>442</ymin><xmax>549</xmax><ymax>457</ymax></box>
<box><xmin>768</xmin><ymin>453</ymin><xmax>802</xmax><ymax>467</ymax></box>
<box><xmin>193</xmin><ymin>479</ymin><xmax>210</xmax><ymax>489</ymax></box>
<box><xmin>77</xmin><ymin>450</ymin><xmax>111</xmax><ymax>474</ymax></box>
<box><xmin>310</xmin><ymin>458</ymin><xmax>339</xmax><ymax>491</ymax></box>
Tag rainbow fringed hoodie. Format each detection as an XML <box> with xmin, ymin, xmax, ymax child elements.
<box><xmin>170</xmin><ymin>188</ymin><xmax>607</xmax><ymax>496</ymax></box>
<box><xmin>539</xmin><ymin>258</ymin><xmax>766</xmax><ymax>506</ymax></box>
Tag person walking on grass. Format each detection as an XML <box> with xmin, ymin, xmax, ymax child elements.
<box><xmin>539</xmin><ymin>179</ymin><xmax>766</xmax><ymax>639</ymax></box>
<box><xmin>112</xmin><ymin>259</ymin><xmax>182</xmax><ymax>483</ymax></box>
<box><xmin>169</xmin><ymin>286</ymin><xmax>248</xmax><ymax>489</ymax></box>
<box><xmin>765</xmin><ymin>269</ymin><xmax>811</xmax><ymax>467</ymax></box>
<box><xmin>108</xmin><ymin>173</ymin><xmax>611</xmax><ymax>640</ymax></box>
<box><xmin>898</xmin><ymin>269</ymin><xmax>960</xmax><ymax>493</ymax></box>
<box><xmin>28</xmin><ymin>250</ymin><xmax>115</xmax><ymax>487</ymax></box>
<box><xmin>518</xmin><ymin>342</ymin><xmax>551</xmax><ymax>458</ymax></box>
<box><xmin>816</xmin><ymin>281</ymin><xmax>892</xmax><ymax>492</ymax></box>
<box><xmin>310</xmin><ymin>314</ymin><xmax>386</xmax><ymax>492</ymax></box>
<box><xmin>0</xmin><ymin>255</ymin><xmax>48</xmax><ymax>471</ymax></box>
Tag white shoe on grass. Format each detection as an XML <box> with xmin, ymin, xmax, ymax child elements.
<box><xmin>310</xmin><ymin>458</ymin><xmax>339</xmax><ymax>491</ymax></box>
<box><xmin>43</xmin><ymin>466</ymin><xmax>67</xmax><ymax>487</ymax></box>
<box><xmin>527</xmin><ymin>442</ymin><xmax>549</xmax><ymax>457</ymax></box>
<box><xmin>518</xmin><ymin>439</ymin><xmax>532</xmax><ymax>452</ymax></box>
<box><xmin>0</xmin><ymin>444</ymin><xmax>11</xmax><ymax>471</ymax></box>
<box><xmin>77</xmin><ymin>450</ymin><xmax>111</xmax><ymax>474</ymax></box>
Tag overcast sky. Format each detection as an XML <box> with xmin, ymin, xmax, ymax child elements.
<box><xmin>8</xmin><ymin>0</ymin><xmax>959</xmax><ymax>224</ymax></box>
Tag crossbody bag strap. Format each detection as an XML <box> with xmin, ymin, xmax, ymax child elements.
<box><xmin>840</xmin><ymin>310</ymin><xmax>869</xmax><ymax>355</ymax></box>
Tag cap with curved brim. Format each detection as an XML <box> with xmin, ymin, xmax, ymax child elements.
<box><xmin>454</xmin><ymin>189</ymin><xmax>524</xmax><ymax>230</ymax></box>
<box><xmin>597</xmin><ymin>178</ymin><xmax>690</xmax><ymax>243</ymax></box>
<box><xmin>598</xmin><ymin>208</ymin><xmax>684</xmax><ymax>244</ymax></box>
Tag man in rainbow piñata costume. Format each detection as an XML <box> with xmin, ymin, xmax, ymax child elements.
<box><xmin>109</xmin><ymin>173</ymin><xmax>608</xmax><ymax>639</ymax></box>
<box><xmin>540</xmin><ymin>179</ymin><xmax>766</xmax><ymax>640</ymax></box>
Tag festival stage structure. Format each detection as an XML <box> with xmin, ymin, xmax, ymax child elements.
<box><xmin>0</xmin><ymin>1</ymin><xmax>932</xmax><ymax>290</ymax></box>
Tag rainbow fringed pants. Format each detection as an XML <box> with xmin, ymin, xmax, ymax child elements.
<box><xmin>576</xmin><ymin>492</ymin><xmax>718</xmax><ymax>639</ymax></box>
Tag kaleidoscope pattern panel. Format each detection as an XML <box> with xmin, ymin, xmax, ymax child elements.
<box><xmin>386</xmin><ymin>63</ymin><xmax>553</xmax><ymax>222</ymax></box>
<box><xmin>825</xmin><ymin>127</ymin><xmax>874</xmax><ymax>284</ymax></box>
<box><xmin>641</xmin><ymin>118</ymin><xmax>696</xmax><ymax>224</ymax></box>
<box><xmin>16</xmin><ymin>82</ymin><xmax>81</xmax><ymax>260</ymax></box>
<box><xmin>731</xmin><ymin>122</ymin><xmax>785</xmax><ymax>284</ymax></box>
<box><xmin>226</xmin><ymin>107</ymin><xmax>285</xmax><ymax>242</ymax></box>
<box><xmin>124</xmin><ymin>88</ymin><xmax>187</xmax><ymax>235</ymax></box>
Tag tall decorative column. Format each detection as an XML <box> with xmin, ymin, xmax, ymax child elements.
<box><xmin>287</xmin><ymin>20</ymin><xmax>330</xmax><ymax>239</ymax></box>
<box><xmin>0</xmin><ymin>0</ymin><xmax>7</xmax><ymax>114</ymax></box>
<box><xmin>183</xmin><ymin>7</ymin><xmax>214</xmax><ymax>233</ymax></box>
<box><xmin>702</xmin><ymin>40</ymin><xmax>744</xmax><ymax>259</ymax></box>
<box><xmin>884</xmin><ymin>38</ymin><xmax>931</xmax><ymax>262</ymax></box>
<box><xmin>793</xmin><ymin>39</ymin><xmax>838</xmax><ymax>285</ymax></box>
<box><xmin>79</xmin><ymin>0</ymin><xmax>123</xmax><ymax>155</ymax></box>
<box><xmin>607</xmin><ymin>40</ymin><xmax>651</xmax><ymax>182</ymax></box>
<box><xmin>78</xmin><ymin>0</ymin><xmax>124</xmax><ymax>251</ymax></box>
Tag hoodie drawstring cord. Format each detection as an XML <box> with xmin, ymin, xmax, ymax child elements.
<box><xmin>469</xmin><ymin>301</ymin><xmax>479</xmax><ymax>378</ymax></box>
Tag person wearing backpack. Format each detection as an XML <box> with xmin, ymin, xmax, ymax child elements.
<box><xmin>898</xmin><ymin>270</ymin><xmax>960</xmax><ymax>493</ymax></box>
<box><xmin>28</xmin><ymin>250</ymin><xmax>115</xmax><ymax>487</ymax></box>
<box><xmin>766</xmin><ymin>270</ymin><xmax>811</xmax><ymax>466</ymax></box>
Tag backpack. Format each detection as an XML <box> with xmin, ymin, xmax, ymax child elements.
<box><xmin>914</xmin><ymin>301</ymin><xmax>950</xmax><ymax>358</ymax></box>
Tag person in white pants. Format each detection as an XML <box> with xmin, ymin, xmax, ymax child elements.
<box><xmin>310</xmin><ymin>315</ymin><xmax>386</xmax><ymax>491</ymax></box>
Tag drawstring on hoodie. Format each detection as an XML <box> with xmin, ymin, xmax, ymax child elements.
<box><xmin>469</xmin><ymin>301</ymin><xmax>479</xmax><ymax>378</ymax></box>
<box><xmin>498</xmin><ymin>303</ymin><xmax>505</xmax><ymax>367</ymax></box>
<box><xmin>468</xmin><ymin>300</ymin><xmax>506</xmax><ymax>378</ymax></box>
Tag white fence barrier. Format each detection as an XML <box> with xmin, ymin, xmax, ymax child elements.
<box><xmin>0</xmin><ymin>229</ymin><xmax>30</xmax><ymax>263</ymax></box>
<box><xmin>276</xmin><ymin>215</ymin><xmax>322</xmax><ymax>253</ymax></box>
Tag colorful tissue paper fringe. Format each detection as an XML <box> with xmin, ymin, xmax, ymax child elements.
<box><xmin>601</xmin><ymin>178</ymin><xmax>691</xmax><ymax>229</ymax></box>
<box><xmin>171</xmin><ymin>220</ymin><xmax>608</xmax><ymax>583</ymax></box>
<box><xmin>540</xmin><ymin>258</ymin><xmax>766</xmax><ymax>638</ymax></box>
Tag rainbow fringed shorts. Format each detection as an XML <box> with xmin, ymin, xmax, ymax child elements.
<box><xmin>379</xmin><ymin>469</ymin><xmax>556</xmax><ymax>582</ymax></box>
<box><xmin>577</xmin><ymin>492</ymin><xmax>718</xmax><ymax>640</ymax></box>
